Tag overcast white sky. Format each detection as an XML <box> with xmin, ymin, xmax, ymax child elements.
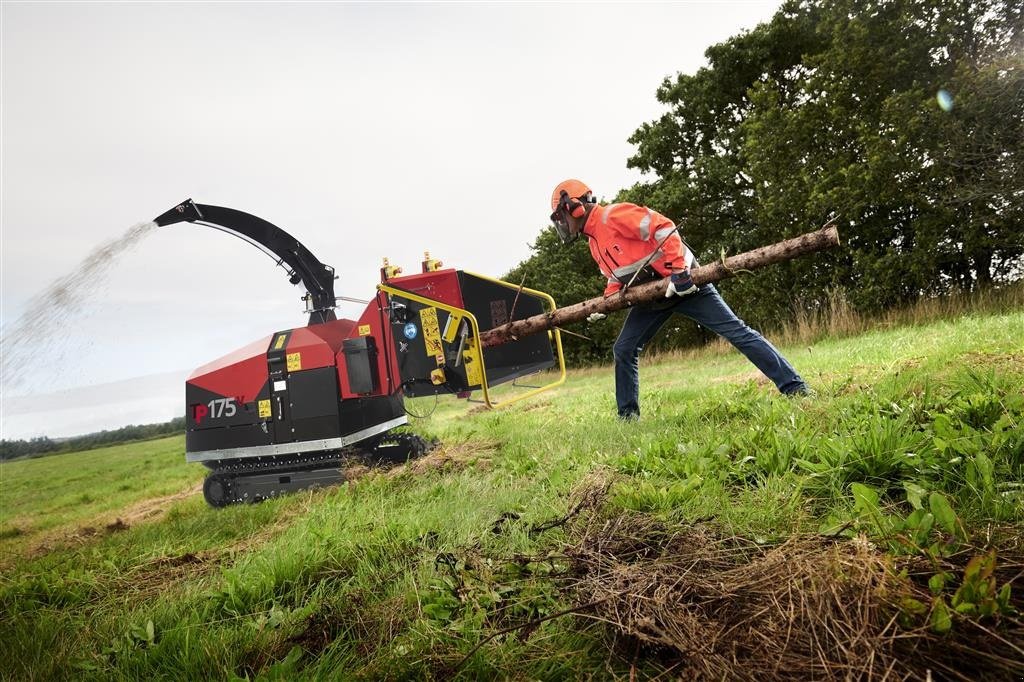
<box><xmin>1</xmin><ymin>1</ymin><xmax>783</xmax><ymax>439</ymax></box>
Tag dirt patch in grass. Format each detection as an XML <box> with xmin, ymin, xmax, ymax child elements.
<box><xmin>113</xmin><ymin>481</ymin><xmax>203</xmax><ymax>526</ymax></box>
<box><xmin>396</xmin><ymin>440</ymin><xmax>496</xmax><ymax>477</ymax></box>
<box><xmin>10</xmin><ymin>481</ymin><xmax>203</xmax><ymax>567</ymax></box>
<box><xmin>0</xmin><ymin>523</ymin><xmax>29</xmax><ymax>540</ymax></box>
<box><xmin>706</xmin><ymin>369</ymin><xmax>765</xmax><ymax>386</ymax></box>
<box><xmin>962</xmin><ymin>350</ymin><xmax>1024</xmax><ymax>371</ymax></box>
<box><xmin>120</xmin><ymin>551</ymin><xmax>219</xmax><ymax>601</ymax></box>
<box><xmin>565</xmin><ymin>505</ymin><xmax>1024</xmax><ymax>681</ymax></box>
<box><xmin>340</xmin><ymin>440</ymin><xmax>497</xmax><ymax>484</ymax></box>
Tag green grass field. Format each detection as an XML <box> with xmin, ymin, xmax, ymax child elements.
<box><xmin>1</xmin><ymin>309</ymin><xmax>1022</xmax><ymax>680</ymax></box>
<box><xmin>1</xmin><ymin>438</ymin><xmax>200</xmax><ymax>557</ymax></box>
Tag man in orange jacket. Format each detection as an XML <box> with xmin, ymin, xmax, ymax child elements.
<box><xmin>550</xmin><ymin>179</ymin><xmax>809</xmax><ymax>419</ymax></box>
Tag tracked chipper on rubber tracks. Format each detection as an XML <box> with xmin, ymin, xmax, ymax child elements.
<box><xmin>154</xmin><ymin>199</ymin><xmax>566</xmax><ymax>507</ymax></box>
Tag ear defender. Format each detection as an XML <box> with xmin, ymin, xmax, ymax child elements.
<box><xmin>559</xmin><ymin>190</ymin><xmax>586</xmax><ymax>219</ymax></box>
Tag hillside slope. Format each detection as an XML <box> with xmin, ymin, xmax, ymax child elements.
<box><xmin>2</xmin><ymin>310</ymin><xmax>1022</xmax><ymax>680</ymax></box>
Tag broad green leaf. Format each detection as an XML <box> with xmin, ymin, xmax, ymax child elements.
<box><xmin>904</xmin><ymin>482</ymin><xmax>927</xmax><ymax>510</ymax></box>
<box><xmin>929</xmin><ymin>493</ymin><xmax>957</xmax><ymax>534</ymax></box>
<box><xmin>928</xmin><ymin>572</ymin><xmax>948</xmax><ymax>596</ymax></box>
<box><xmin>997</xmin><ymin>583</ymin><xmax>1013</xmax><ymax>612</ymax></box>
<box><xmin>900</xmin><ymin>597</ymin><xmax>927</xmax><ymax>615</ymax></box>
<box><xmin>851</xmin><ymin>483</ymin><xmax>880</xmax><ymax>514</ymax></box>
<box><xmin>930</xmin><ymin>597</ymin><xmax>952</xmax><ymax>634</ymax></box>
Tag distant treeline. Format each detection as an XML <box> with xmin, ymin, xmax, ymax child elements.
<box><xmin>1</xmin><ymin>417</ymin><xmax>185</xmax><ymax>461</ymax></box>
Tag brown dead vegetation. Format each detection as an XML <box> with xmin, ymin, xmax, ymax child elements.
<box><xmin>565</xmin><ymin>502</ymin><xmax>1024</xmax><ymax>681</ymax></box>
<box><xmin>340</xmin><ymin>440</ymin><xmax>497</xmax><ymax>484</ymax></box>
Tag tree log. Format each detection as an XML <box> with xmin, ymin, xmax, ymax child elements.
<box><xmin>480</xmin><ymin>224</ymin><xmax>841</xmax><ymax>348</ymax></box>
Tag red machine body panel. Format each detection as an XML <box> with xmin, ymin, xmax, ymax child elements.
<box><xmin>188</xmin><ymin>334</ymin><xmax>273</xmax><ymax>403</ymax></box>
<box><xmin>337</xmin><ymin>293</ymin><xmax>394</xmax><ymax>399</ymax></box>
<box><xmin>383</xmin><ymin>269</ymin><xmax>465</xmax><ymax>309</ymax></box>
<box><xmin>285</xmin><ymin>321</ymin><xmax>353</xmax><ymax>372</ymax></box>
<box><xmin>335</xmin><ymin>269</ymin><xmax>465</xmax><ymax>400</ymax></box>
<box><xmin>305</xmin><ymin>319</ymin><xmax>356</xmax><ymax>350</ymax></box>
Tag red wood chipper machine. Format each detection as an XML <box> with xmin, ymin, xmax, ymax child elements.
<box><xmin>154</xmin><ymin>199</ymin><xmax>565</xmax><ymax>506</ymax></box>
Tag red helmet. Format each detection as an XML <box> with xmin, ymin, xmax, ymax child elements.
<box><xmin>549</xmin><ymin>179</ymin><xmax>594</xmax><ymax>244</ymax></box>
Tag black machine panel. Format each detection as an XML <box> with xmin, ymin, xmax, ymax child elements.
<box><xmin>390</xmin><ymin>302</ymin><xmax>476</xmax><ymax>397</ymax></box>
<box><xmin>288</xmin><ymin>367</ymin><xmax>344</xmax><ymax>441</ymax></box>
<box><xmin>339</xmin><ymin>394</ymin><xmax>406</xmax><ymax>435</ymax></box>
<box><xmin>343</xmin><ymin>337</ymin><xmax>379</xmax><ymax>394</ymax></box>
<box><xmin>390</xmin><ymin>272</ymin><xmax>557</xmax><ymax>398</ymax></box>
<box><xmin>457</xmin><ymin>272</ymin><xmax>556</xmax><ymax>387</ymax></box>
<box><xmin>290</xmin><ymin>367</ymin><xmax>341</xmax><ymax>420</ymax></box>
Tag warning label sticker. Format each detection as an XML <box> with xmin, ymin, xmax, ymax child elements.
<box><xmin>359</xmin><ymin>324</ymin><xmax>371</xmax><ymax>336</ymax></box>
<box><xmin>286</xmin><ymin>352</ymin><xmax>302</xmax><ymax>372</ymax></box>
<box><xmin>258</xmin><ymin>399</ymin><xmax>272</xmax><ymax>418</ymax></box>
<box><xmin>274</xmin><ymin>334</ymin><xmax>287</xmax><ymax>350</ymax></box>
<box><xmin>463</xmin><ymin>345</ymin><xmax>483</xmax><ymax>387</ymax></box>
<box><xmin>420</xmin><ymin>307</ymin><xmax>444</xmax><ymax>366</ymax></box>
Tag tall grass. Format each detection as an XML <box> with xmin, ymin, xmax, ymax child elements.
<box><xmin>651</xmin><ymin>281</ymin><xmax>1024</xmax><ymax>366</ymax></box>
<box><xmin>780</xmin><ymin>282</ymin><xmax>1024</xmax><ymax>346</ymax></box>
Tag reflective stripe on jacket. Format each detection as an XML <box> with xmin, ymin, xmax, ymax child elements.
<box><xmin>581</xmin><ymin>203</ymin><xmax>693</xmax><ymax>296</ymax></box>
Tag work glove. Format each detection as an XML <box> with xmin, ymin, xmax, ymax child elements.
<box><xmin>586</xmin><ymin>312</ymin><xmax>607</xmax><ymax>323</ymax></box>
<box><xmin>665</xmin><ymin>269</ymin><xmax>697</xmax><ymax>298</ymax></box>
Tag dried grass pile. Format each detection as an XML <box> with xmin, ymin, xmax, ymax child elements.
<box><xmin>566</xmin><ymin>509</ymin><xmax>1023</xmax><ymax>681</ymax></box>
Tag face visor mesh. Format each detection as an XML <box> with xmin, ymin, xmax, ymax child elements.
<box><xmin>551</xmin><ymin>209</ymin><xmax>575</xmax><ymax>243</ymax></box>
<box><xmin>551</xmin><ymin>189</ymin><xmax>582</xmax><ymax>244</ymax></box>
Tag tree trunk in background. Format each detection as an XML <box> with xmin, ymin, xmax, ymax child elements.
<box><xmin>480</xmin><ymin>225</ymin><xmax>841</xmax><ymax>348</ymax></box>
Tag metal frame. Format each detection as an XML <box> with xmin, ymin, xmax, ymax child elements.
<box><xmin>378</xmin><ymin>273</ymin><xmax>566</xmax><ymax>409</ymax></box>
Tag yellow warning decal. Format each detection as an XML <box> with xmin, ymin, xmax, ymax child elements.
<box><xmin>286</xmin><ymin>352</ymin><xmax>302</xmax><ymax>372</ymax></box>
<box><xmin>274</xmin><ymin>334</ymin><xmax>287</xmax><ymax>350</ymax></box>
<box><xmin>359</xmin><ymin>324</ymin><xmax>372</xmax><ymax>336</ymax></box>
<box><xmin>463</xmin><ymin>339</ymin><xmax>483</xmax><ymax>387</ymax></box>
<box><xmin>420</xmin><ymin>307</ymin><xmax>444</xmax><ymax>366</ymax></box>
<box><xmin>258</xmin><ymin>399</ymin><xmax>272</xmax><ymax>419</ymax></box>
<box><xmin>430</xmin><ymin>368</ymin><xmax>446</xmax><ymax>385</ymax></box>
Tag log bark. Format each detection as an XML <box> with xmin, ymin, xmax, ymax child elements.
<box><xmin>480</xmin><ymin>224</ymin><xmax>841</xmax><ymax>348</ymax></box>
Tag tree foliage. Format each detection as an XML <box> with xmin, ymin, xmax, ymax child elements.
<box><xmin>508</xmin><ymin>0</ymin><xmax>1022</xmax><ymax>363</ymax></box>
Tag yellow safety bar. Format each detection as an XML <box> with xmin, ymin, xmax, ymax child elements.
<box><xmin>378</xmin><ymin>274</ymin><xmax>566</xmax><ymax>409</ymax></box>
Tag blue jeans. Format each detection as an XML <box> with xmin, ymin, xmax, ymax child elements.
<box><xmin>613</xmin><ymin>284</ymin><xmax>807</xmax><ymax>418</ymax></box>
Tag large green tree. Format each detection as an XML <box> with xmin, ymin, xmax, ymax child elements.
<box><xmin>509</xmin><ymin>0</ymin><xmax>1023</xmax><ymax>364</ymax></box>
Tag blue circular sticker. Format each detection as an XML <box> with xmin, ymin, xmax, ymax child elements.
<box><xmin>403</xmin><ymin>322</ymin><xmax>418</xmax><ymax>340</ymax></box>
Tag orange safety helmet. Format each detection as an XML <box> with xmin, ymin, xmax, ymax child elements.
<box><xmin>549</xmin><ymin>179</ymin><xmax>594</xmax><ymax>244</ymax></box>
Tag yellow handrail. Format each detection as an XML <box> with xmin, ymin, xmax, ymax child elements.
<box><xmin>377</xmin><ymin>275</ymin><xmax>566</xmax><ymax>409</ymax></box>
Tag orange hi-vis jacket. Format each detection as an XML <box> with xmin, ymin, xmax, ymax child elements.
<box><xmin>581</xmin><ymin>203</ymin><xmax>693</xmax><ymax>296</ymax></box>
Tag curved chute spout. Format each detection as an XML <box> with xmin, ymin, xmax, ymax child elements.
<box><xmin>152</xmin><ymin>198</ymin><xmax>337</xmax><ymax>325</ymax></box>
<box><xmin>154</xmin><ymin>198</ymin><xmax>204</xmax><ymax>226</ymax></box>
